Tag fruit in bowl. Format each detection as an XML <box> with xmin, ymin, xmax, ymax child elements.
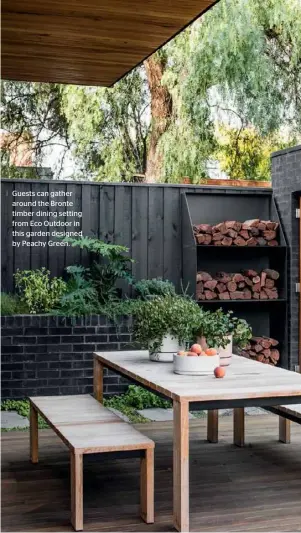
<box><xmin>174</xmin><ymin>344</ymin><xmax>220</xmax><ymax>375</ymax></box>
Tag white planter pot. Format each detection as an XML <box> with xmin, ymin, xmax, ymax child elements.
<box><xmin>173</xmin><ymin>353</ymin><xmax>220</xmax><ymax>375</ymax></box>
<box><xmin>149</xmin><ymin>334</ymin><xmax>185</xmax><ymax>363</ymax></box>
<box><xmin>218</xmin><ymin>335</ymin><xmax>233</xmax><ymax>367</ymax></box>
<box><xmin>197</xmin><ymin>334</ymin><xmax>233</xmax><ymax>367</ymax></box>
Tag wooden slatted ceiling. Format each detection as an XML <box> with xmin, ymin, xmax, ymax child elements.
<box><xmin>1</xmin><ymin>0</ymin><xmax>218</xmax><ymax>87</ymax></box>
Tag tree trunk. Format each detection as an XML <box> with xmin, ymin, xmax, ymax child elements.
<box><xmin>144</xmin><ymin>54</ymin><xmax>172</xmax><ymax>183</ymax></box>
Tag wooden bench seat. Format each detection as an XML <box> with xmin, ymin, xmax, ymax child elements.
<box><xmin>29</xmin><ymin>395</ymin><xmax>155</xmax><ymax>531</ymax></box>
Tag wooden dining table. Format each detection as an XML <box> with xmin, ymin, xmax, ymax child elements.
<box><xmin>93</xmin><ymin>350</ymin><xmax>301</xmax><ymax>532</ymax></box>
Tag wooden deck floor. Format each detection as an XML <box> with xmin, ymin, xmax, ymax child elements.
<box><xmin>2</xmin><ymin>414</ymin><xmax>301</xmax><ymax>532</ymax></box>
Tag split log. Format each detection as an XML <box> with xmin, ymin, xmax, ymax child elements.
<box><xmin>238</xmin><ymin>281</ymin><xmax>246</xmax><ymax>289</ymax></box>
<box><xmin>242</xmin><ymin>219</ymin><xmax>260</xmax><ymax>229</ymax></box>
<box><xmin>196</xmin><ymin>234</ymin><xmax>205</xmax><ymax>244</ymax></box>
<box><xmin>204</xmin><ymin>290</ymin><xmax>216</xmax><ymax>300</ymax></box>
<box><xmin>263</xmin><ymin>230</ymin><xmax>277</xmax><ymax>241</ymax></box>
<box><xmin>263</xmin><ymin>269</ymin><xmax>280</xmax><ymax>280</ymax></box>
<box><xmin>218</xmin><ymin>292</ymin><xmax>230</xmax><ymax>300</ymax></box>
<box><xmin>221</xmin><ymin>237</ymin><xmax>233</xmax><ymax>246</ymax></box>
<box><xmin>257</xmin><ymin>237</ymin><xmax>267</xmax><ymax>246</ymax></box>
<box><xmin>216</xmin><ymin>282</ymin><xmax>227</xmax><ymax>293</ymax></box>
<box><xmin>246</xmin><ymin>237</ymin><xmax>258</xmax><ymax>246</ymax></box>
<box><xmin>196</xmin><ymin>224</ymin><xmax>212</xmax><ymax>234</ymax></box>
<box><xmin>233</xmin><ymin>237</ymin><xmax>247</xmax><ymax>246</ymax></box>
<box><xmin>252</xmin><ymin>275</ymin><xmax>261</xmax><ymax>284</ymax></box>
<box><xmin>239</xmin><ymin>230</ymin><xmax>250</xmax><ymax>240</ymax></box>
<box><xmin>197</xmin><ymin>271</ymin><xmax>212</xmax><ymax>282</ymax></box>
<box><xmin>233</xmin><ymin>273</ymin><xmax>245</xmax><ymax>283</ymax></box>
<box><xmin>230</xmin><ymin>291</ymin><xmax>245</xmax><ymax>300</ymax></box>
<box><xmin>227</xmin><ymin>281</ymin><xmax>237</xmax><ymax>292</ymax></box>
<box><xmin>249</xmin><ymin>227</ymin><xmax>260</xmax><ymax>236</ymax></box>
<box><xmin>260</xmin><ymin>272</ymin><xmax>267</xmax><ymax>287</ymax></box>
<box><xmin>226</xmin><ymin>229</ymin><xmax>238</xmax><ymax>239</ymax></box>
<box><xmin>252</xmin><ymin>282</ymin><xmax>261</xmax><ymax>292</ymax></box>
<box><xmin>212</xmin><ymin>232</ymin><xmax>223</xmax><ymax>241</ymax></box>
<box><xmin>243</xmin><ymin>288</ymin><xmax>252</xmax><ymax>300</ymax></box>
<box><xmin>260</xmin><ymin>290</ymin><xmax>268</xmax><ymax>300</ymax></box>
<box><xmin>268</xmin><ymin>240</ymin><xmax>278</xmax><ymax>247</ymax></box>
<box><xmin>212</xmin><ymin>222</ymin><xmax>228</xmax><ymax>234</ymax></box>
<box><xmin>204</xmin><ymin>280</ymin><xmax>218</xmax><ymax>291</ymax></box>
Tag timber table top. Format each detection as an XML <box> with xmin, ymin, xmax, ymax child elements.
<box><xmin>94</xmin><ymin>351</ymin><xmax>301</xmax><ymax>403</ymax></box>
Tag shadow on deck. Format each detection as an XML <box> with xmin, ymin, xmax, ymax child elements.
<box><xmin>1</xmin><ymin>414</ymin><xmax>301</xmax><ymax>532</ymax></box>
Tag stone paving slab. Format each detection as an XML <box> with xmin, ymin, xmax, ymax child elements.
<box><xmin>137</xmin><ymin>407</ymin><xmax>268</xmax><ymax>422</ymax></box>
<box><xmin>1</xmin><ymin>411</ymin><xmax>30</xmax><ymax>429</ymax></box>
<box><xmin>137</xmin><ymin>408</ymin><xmax>196</xmax><ymax>421</ymax></box>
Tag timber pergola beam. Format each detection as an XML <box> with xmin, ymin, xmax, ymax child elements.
<box><xmin>1</xmin><ymin>0</ymin><xmax>219</xmax><ymax>87</ymax></box>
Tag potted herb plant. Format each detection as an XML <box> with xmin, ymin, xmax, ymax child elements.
<box><xmin>197</xmin><ymin>309</ymin><xmax>252</xmax><ymax>366</ymax></box>
<box><xmin>133</xmin><ymin>295</ymin><xmax>202</xmax><ymax>362</ymax></box>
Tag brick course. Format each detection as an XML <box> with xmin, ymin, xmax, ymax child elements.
<box><xmin>1</xmin><ymin>314</ymin><xmax>135</xmax><ymax>399</ymax></box>
<box><xmin>272</xmin><ymin>145</ymin><xmax>301</xmax><ymax>369</ymax></box>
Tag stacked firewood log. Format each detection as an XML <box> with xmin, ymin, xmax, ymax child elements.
<box><xmin>197</xmin><ymin>269</ymin><xmax>280</xmax><ymax>301</ymax></box>
<box><xmin>193</xmin><ymin>219</ymin><xmax>279</xmax><ymax>246</ymax></box>
<box><xmin>235</xmin><ymin>336</ymin><xmax>280</xmax><ymax>366</ymax></box>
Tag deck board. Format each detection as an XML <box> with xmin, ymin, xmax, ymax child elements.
<box><xmin>2</xmin><ymin>414</ymin><xmax>301</xmax><ymax>532</ymax></box>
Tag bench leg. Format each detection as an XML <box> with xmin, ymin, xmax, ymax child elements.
<box><xmin>279</xmin><ymin>417</ymin><xmax>291</xmax><ymax>443</ymax></box>
<box><xmin>70</xmin><ymin>452</ymin><xmax>83</xmax><ymax>531</ymax></box>
<box><xmin>140</xmin><ymin>448</ymin><xmax>154</xmax><ymax>524</ymax></box>
<box><xmin>207</xmin><ymin>409</ymin><xmax>219</xmax><ymax>443</ymax></box>
<box><xmin>233</xmin><ymin>408</ymin><xmax>245</xmax><ymax>447</ymax></box>
<box><xmin>30</xmin><ymin>404</ymin><xmax>39</xmax><ymax>463</ymax></box>
<box><xmin>93</xmin><ymin>357</ymin><xmax>103</xmax><ymax>403</ymax></box>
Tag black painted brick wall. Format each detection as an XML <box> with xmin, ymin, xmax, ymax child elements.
<box><xmin>1</xmin><ymin>314</ymin><xmax>136</xmax><ymax>399</ymax></box>
<box><xmin>272</xmin><ymin>145</ymin><xmax>301</xmax><ymax>369</ymax></box>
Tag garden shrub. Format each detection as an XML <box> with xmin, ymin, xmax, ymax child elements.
<box><xmin>134</xmin><ymin>278</ymin><xmax>176</xmax><ymax>299</ymax></box>
<box><xmin>1</xmin><ymin>293</ymin><xmax>29</xmax><ymax>315</ymax></box>
<box><xmin>14</xmin><ymin>267</ymin><xmax>66</xmax><ymax>314</ymax></box>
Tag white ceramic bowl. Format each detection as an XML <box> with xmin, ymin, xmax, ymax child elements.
<box><xmin>173</xmin><ymin>353</ymin><xmax>220</xmax><ymax>375</ymax></box>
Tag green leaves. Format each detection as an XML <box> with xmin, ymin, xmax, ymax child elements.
<box><xmin>134</xmin><ymin>278</ymin><xmax>176</xmax><ymax>299</ymax></box>
<box><xmin>133</xmin><ymin>295</ymin><xmax>202</xmax><ymax>350</ymax></box>
<box><xmin>197</xmin><ymin>308</ymin><xmax>252</xmax><ymax>349</ymax></box>
<box><xmin>14</xmin><ymin>268</ymin><xmax>66</xmax><ymax>314</ymax></box>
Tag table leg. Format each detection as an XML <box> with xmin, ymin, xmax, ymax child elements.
<box><xmin>207</xmin><ymin>409</ymin><xmax>219</xmax><ymax>443</ymax></box>
<box><xmin>30</xmin><ymin>403</ymin><xmax>39</xmax><ymax>463</ymax></box>
<box><xmin>233</xmin><ymin>407</ymin><xmax>245</xmax><ymax>447</ymax></box>
<box><xmin>173</xmin><ymin>400</ymin><xmax>189</xmax><ymax>532</ymax></box>
<box><xmin>93</xmin><ymin>357</ymin><xmax>103</xmax><ymax>403</ymax></box>
<box><xmin>279</xmin><ymin>417</ymin><xmax>291</xmax><ymax>443</ymax></box>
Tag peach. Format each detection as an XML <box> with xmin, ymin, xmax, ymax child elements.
<box><xmin>205</xmin><ymin>348</ymin><xmax>217</xmax><ymax>356</ymax></box>
<box><xmin>177</xmin><ymin>351</ymin><xmax>186</xmax><ymax>356</ymax></box>
<box><xmin>214</xmin><ymin>366</ymin><xmax>226</xmax><ymax>378</ymax></box>
<box><xmin>199</xmin><ymin>351</ymin><xmax>207</xmax><ymax>356</ymax></box>
<box><xmin>190</xmin><ymin>343</ymin><xmax>202</xmax><ymax>355</ymax></box>
<box><xmin>187</xmin><ymin>351</ymin><xmax>198</xmax><ymax>357</ymax></box>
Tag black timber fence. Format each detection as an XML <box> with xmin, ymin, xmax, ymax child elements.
<box><xmin>1</xmin><ymin>179</ymin><xmax>272</xmax><ymax>294</ymax></box>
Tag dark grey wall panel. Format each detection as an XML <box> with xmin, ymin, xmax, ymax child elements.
<box><xmin>272</xmin><ymin>145</ymin><xmax>301</xmax><ymax>369</ymax></box>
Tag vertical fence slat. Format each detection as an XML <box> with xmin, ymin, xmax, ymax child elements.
<box><xmin>1</xmin><ymin>182</ymin><xmax>14</xmax><ymax>292</ymax></box>
<box><xmin>114</xmin><ymin>186</ymin><xmax>132</xmax><ymax>296</ymax></box>
<box><xmin>163</xmin><ymin>187</ymin><xmax>182</xmax><ymax>290</ymax></box>
<box><xmin>30</xmin><ymin>182</ymin><xmax>49</xmax><ymax>271</ymax></box>
<box><xmin>132</xmin><ymin>186</ymin><xmax>148</xmax><ymax>282</ymax></box>
<box><xmin>64</xmin><ymin>183</ymin><xmax>83</xmax><ymax>269</ymax></box>
<box><xmin>148</xmin><ymin>187</ymin><xmax>164</xmax><ymax>279</ymax></box>
<box><xmin>48</xmin><ymin>182</ymin><xmax>67</xmax><ymax>278</ymax></box>
<box><xmin>99</xmin><ymin>185</ymin><xmax>115</xmax><ymax>243</ymax></box>
<box><xmin>13</xmin><ymin>181</ymin><xmax>32</xmax><ymax>274</ymax></box>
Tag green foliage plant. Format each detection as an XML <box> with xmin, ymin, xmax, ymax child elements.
<box><xmin>104</xmin><ymin>385</ymin><xmax>171</xmax><ymax>422</ymax></box>
<box><xmin>62</xmin><ymin>236</ymin><xmax>134</xmax><ymax>304</ymax></box>
<box><xmin>1</xmin><ymin>293</ymin><xmax>29</xmax><ymax>315</ymax></box>
<box><xmin>133</xmin><ymin>295</ymin><xmax>202</xmax><ymax>352</ymax></box>
<box><xmin>56</xmin><ymin>265</ymin><xmax>99</xmax><ymax>316</ymax></box>
<box><xmin>14</xmin><ymin>268</ymin><xmax>66</xmax><ymax>314</ymax></box>
<box><xmin>197</xmin><ymin>308</ymin><xmax>252</xmax><ymax>349</ymax></box>
<box><xmin>134</xmin><ymin>278</ymin><xmax>176</xmax><ymax>300</ymax></box>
